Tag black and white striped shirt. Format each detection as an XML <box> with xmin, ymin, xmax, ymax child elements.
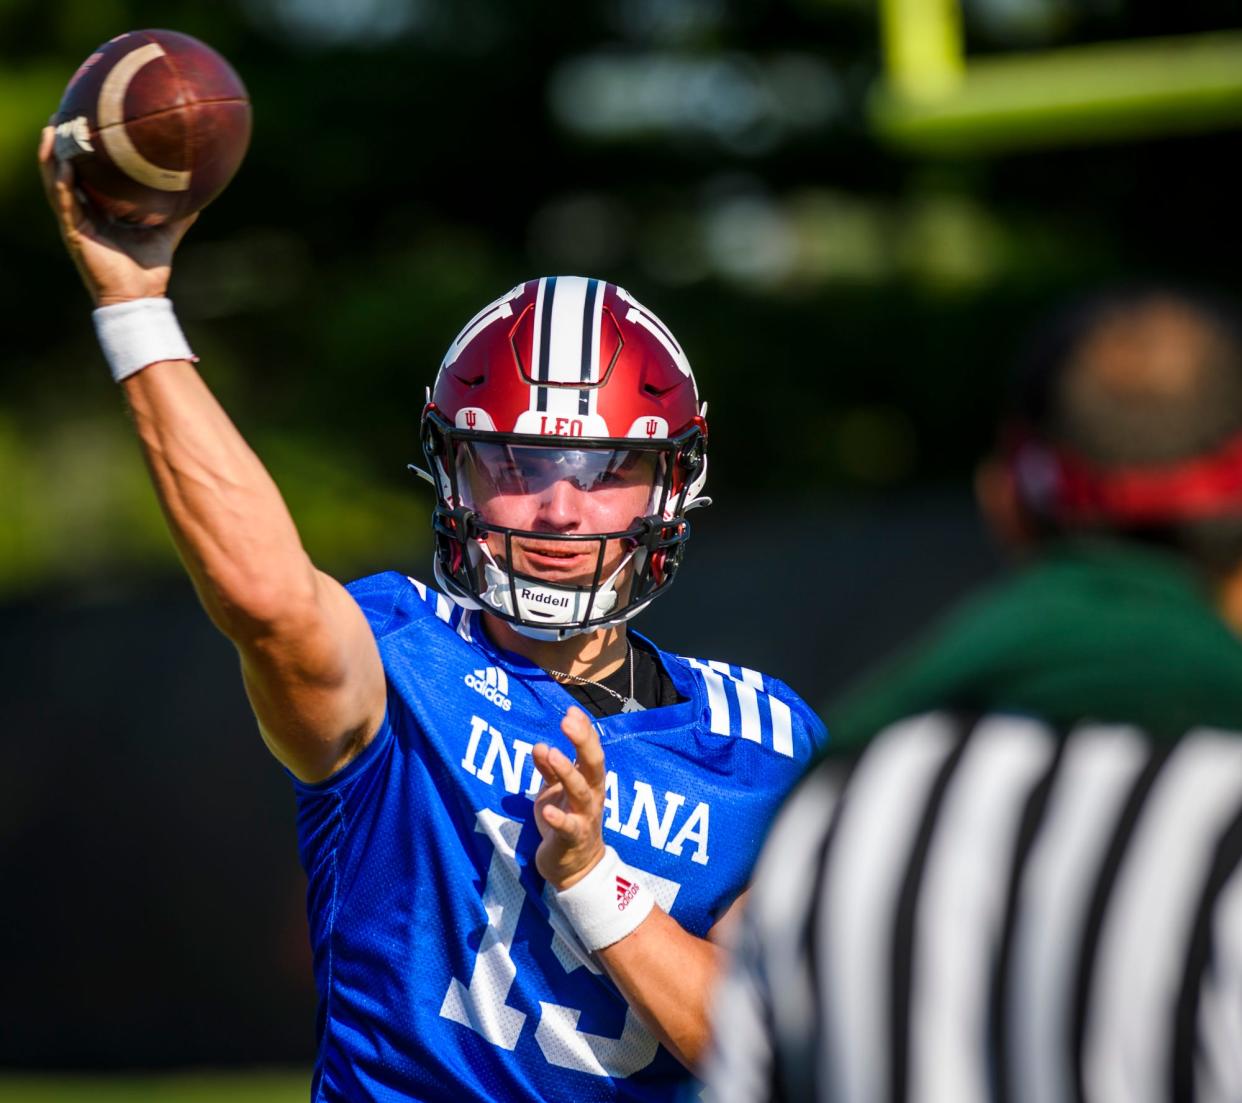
<box><xmin>706</xmin><ymin>712</ymin><xmax>1242</xmax><ymax>1103</ymax></box>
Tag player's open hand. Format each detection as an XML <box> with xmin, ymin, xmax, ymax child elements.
<box><xmin>38</xmin><ymin>125</ymin><xmax>197</xmax><ymax>306</ymax></box>
<box><xmin>532</xmin><ymin>707</ymin><xmax>608</xmax><ymax>891</ymax></box>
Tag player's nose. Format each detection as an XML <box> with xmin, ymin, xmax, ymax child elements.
<box><xmin>533</xmin><ymin>477</ymin><xmax>586</xmax><ymax>530</ymax></box>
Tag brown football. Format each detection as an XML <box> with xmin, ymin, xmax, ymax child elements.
<box><xmin>53</xmin><ymin>29</ymin><xmax>251</xmax><ymax>227</ymax></box>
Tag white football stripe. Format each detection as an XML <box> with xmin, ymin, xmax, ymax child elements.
<box><xmin>97</xmin><ymin>42</ymin><xmax>191</xmax><ymax>192</ymax></box>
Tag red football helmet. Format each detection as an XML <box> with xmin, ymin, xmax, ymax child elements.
<box><xmin>419</xmin><ymin>276</ymin><xmax>709</xmax><ymax>640</ymax></box>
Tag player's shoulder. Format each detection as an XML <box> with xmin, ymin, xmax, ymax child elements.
<box><xmin>346</xmin><ymin>571</ymin><xmax>469</xmax><ymax>639</ymax></box>
<box><xmin>665</xmin><ymin>649</ymin><xmax>829</xmax><ymax>762</ymax></box>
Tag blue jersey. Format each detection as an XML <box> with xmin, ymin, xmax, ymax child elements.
<box><xmin>294</xmin><ymin>571</ymin><xmax>826</xmax><ymax>1102</ymax></box>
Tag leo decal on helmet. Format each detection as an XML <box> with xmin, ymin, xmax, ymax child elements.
<box><xmin>416</xmin><ymin>276</ymin><xmax>710</xmax><ymax>641</ymax></box>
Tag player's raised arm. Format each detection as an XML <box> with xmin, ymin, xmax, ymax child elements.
<box><xmin>38</xmin><ymin>125</ymin><xmax>385</xmax><ymax>783</ymax></box>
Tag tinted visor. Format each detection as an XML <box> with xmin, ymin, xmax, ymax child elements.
<box><xmin>456</xmin><ymin>442</ymin><xmax>660</xmax><ymax>529</ymax></box>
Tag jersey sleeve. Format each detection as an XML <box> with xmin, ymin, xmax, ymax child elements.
<box><xmin>346</xmin><ymin>570</ymin><xmax>424</xmax><ymax>639</ymax></box>
<box><xmin>766</xmin><ymin>674</ymin><xmax>830</xmax><ymax>757</ymax></box>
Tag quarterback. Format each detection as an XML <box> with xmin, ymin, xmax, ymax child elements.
<box><xmin>39</xmin><ymin>127</ymin><xmax>824</xmax><ymax>1101</ymax></box>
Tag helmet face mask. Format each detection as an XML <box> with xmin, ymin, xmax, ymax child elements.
<box><xmin>420</xmin><ymin>276</ymin><xmax>709</xmax><ymax>641</ymax></box>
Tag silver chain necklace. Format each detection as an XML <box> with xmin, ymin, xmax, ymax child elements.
<box><xmin>547</xmin><ymin>639</ymin><xmax>646</xmax><ymax>713</ymax></box>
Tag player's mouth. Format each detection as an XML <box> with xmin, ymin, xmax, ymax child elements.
<box><xmin>513</xmin><ymin>541</ymin><xmax>604</xmax><ymax>577</ymax></box>
<box><xmin>521</xmin><ymin>544</ymin><xmax>589</xmax><ymax>565</ymax></box>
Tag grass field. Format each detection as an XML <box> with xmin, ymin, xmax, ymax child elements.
<box><xmin>0</xmin><ymin>1070</ymin><xmax>309</xmax><ymax>1102</ymax></box>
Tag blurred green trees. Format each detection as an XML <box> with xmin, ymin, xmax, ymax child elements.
<box><xmin>3</xmin><ymin>0</ymin><xmax>1240</xmax><ymax>596</ymax></box>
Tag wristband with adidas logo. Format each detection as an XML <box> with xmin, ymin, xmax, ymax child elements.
<box><xmin>552</xmin><ymin>845</ymin><xmax>655</xmax><ymax>952</ymax></box>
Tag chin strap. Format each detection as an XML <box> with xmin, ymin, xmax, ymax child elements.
<box><xmin>474</xmin><ymin>538</ymin><xmax>640</xmax><ymax>639</ymax></box>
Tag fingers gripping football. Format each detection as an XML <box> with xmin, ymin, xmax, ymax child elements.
<box><xmin>533</xmin><ymin>707</ymin><xmax>608</xmax><ymax>890</ymax></box>
<box><xmin>38</xmin><ymin>125</ymin><xmax>197</xmax><ymax>306</ymax></box>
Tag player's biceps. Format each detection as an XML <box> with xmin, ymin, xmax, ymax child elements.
<box><xmin>241</xmin><ymin>650</ymin><xmax>381</xmax><ymax>782</ymax></box>
<box><xmin>238</xmin><ymin>589</ymin><xmax>385</xmax><ymax>755</ymax></box>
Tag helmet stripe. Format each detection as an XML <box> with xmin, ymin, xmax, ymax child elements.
<box><xmin>546</xmin><ymin>277</ymin><xmax>588</xmax><ymax>383</ymax></box>
<box><xmin>531</xmin><ymin>276</ymin><xmax>596</xmax><ymax>422</ymax></box>
<box><xmin>533</xmin><ymin>275</ymin><xmax>557</xmax><ymax>412</ymax></box>
<box><xmin>579</xmin><ymin>277</ymin><xmax>600</xmax><ymax>415</ymax></box>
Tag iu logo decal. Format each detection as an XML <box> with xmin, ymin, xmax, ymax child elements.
<box><xmin>645</xmin><ymin>419</ymin><xmax>659</xmax><ymax>438</ymax></box>
<box><xmin>464</xmin><ymin>409</ymin><xmax>478</xmax><ymax>429</ymax></box>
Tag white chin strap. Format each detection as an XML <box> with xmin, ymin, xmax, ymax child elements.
<box><xmin>476</xmin><ymin>541</ymin><xmax>638</xmax><ymax>640</ymax></box>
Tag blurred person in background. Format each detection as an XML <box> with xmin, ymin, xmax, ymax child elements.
<box><xmin>38</xmin><ymin>127</ymin><xmax>823</xmax><ymax>1103</ymax></box>
<box><xmin>706</xmin><ymin>286</ymin><xmax>1242</xmax><ymax>1102</ymax></box>
<box><xmin>829</xmin><ymin>285</ymin><xmax>1242</xmax><ymax>745</ymax></box>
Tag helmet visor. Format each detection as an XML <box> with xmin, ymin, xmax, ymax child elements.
<box><xmin>456</xmin><ymin>441</ymin><xmax>661</xmax><ymax>534</ymax></box>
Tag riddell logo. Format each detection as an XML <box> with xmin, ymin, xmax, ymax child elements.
<box><xmin>464</xmin><ymin>667</ymin><xmax>512</xmax><ymax>711</ymax></box>
<box><xmin>523</xmin><ymin>588</ymin><xmax>570</xmax><ymax>609</ymax></box>
<box><xmin>616</xmin><ymin>875</ymin><xmax>640</xmax><ymax>910</ymax></box>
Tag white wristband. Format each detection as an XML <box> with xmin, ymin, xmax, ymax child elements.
<box><xmin>92</xmin><ymin>297</ymin><xmax>197</xmax><ymax>383</ymax></box>
<box><xmin>553</xmin><ymin>846</ymin><xmax>655</xmax><ymax>952</ymax></box>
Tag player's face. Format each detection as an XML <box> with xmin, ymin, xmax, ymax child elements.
<box><xmin>458</xmin><ymin>443</ymin><xmax>657</xmax><ymax>585</ymax></box>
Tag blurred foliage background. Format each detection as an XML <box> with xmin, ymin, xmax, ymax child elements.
<box><xmin>6</xmin><ymin>0</ymin><xmax>1242</xmax><ymax>596</ymax></box>
<box><xmin>4</xmin><ymin>0</ymin><xmax>1242</xmax><ymax>1082</ymax></box>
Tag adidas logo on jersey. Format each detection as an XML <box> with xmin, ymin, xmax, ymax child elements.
<box><xmin>616</xmin><ymin>875</ymin><xmax>640</xmax><ymax>911</ymax></box>
<box><xmin>464</xmin><ymin>666</ymin><xmax>512</xmax><ymax>711</ymax></box>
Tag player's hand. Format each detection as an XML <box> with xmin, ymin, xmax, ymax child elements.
<box><xmin>532</xmin><ymin>707</ymin><xmax>608</xmax><ymax>891</ymax></box>
<box><xmin>38</xmin><ymin>125</ymin><xmax>198</xmax><ymax>307</ymax></box>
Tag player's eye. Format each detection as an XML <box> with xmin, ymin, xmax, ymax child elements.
<box><xmin>495</xmin><ymin>457</ymin><xmax>558</xmax><ymax>491</ymax></box>
<box><xmin>492</xmin><ymin>464</ymin><xmax>529</xmax><ymax>491</ymax></box>
<box><xmin>587</xmin><ymin>454</ymin><xmax>649</xmax><ymax>490</ymax></box>
<box><xmin>591</xmin><ymin>469</ymin><xmax>628</xmax><ymax>488</ymax></box>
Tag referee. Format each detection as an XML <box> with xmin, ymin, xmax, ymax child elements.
<box><xmin>708</xmin><ymin>288</ymin><xmax>1242</xmax><ymax>1102</ymax></box>
<box><xmin>707</xmin><ymin>712</ymin><xmax>1242</xmax><ymax>1103</ymax></box>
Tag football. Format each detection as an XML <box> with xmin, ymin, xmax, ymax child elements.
<box><xmin>53</xmin><ymin>29</ymin><xmax>251</xmax><ymax>227</ymax></box>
